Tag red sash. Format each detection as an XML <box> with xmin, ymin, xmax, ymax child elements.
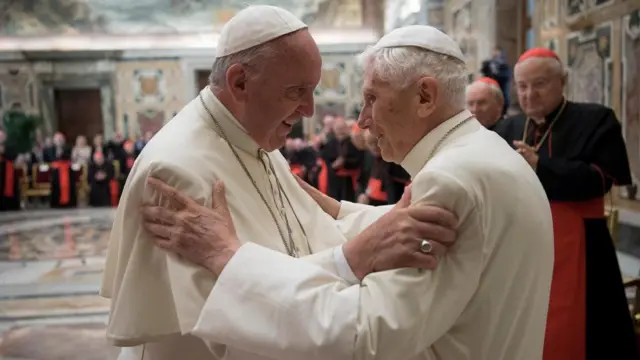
<box><xmin>110</xmin><ymin>179</ymin><xmax>119</xmax><ymax>207</ymax></box>
<box><xmin>290</xmin><ymin>164</ymin><xmax>304</xmax><ymax>177</ymax></box>
<box><xmin>391</xmin><ymin>177</ymin><xmax>411</xmax><ymax>186</ymax></box>
<box><xmin>51</xmin><ymin>161</ymin><xmax>70</xmax><ymax>205</ymax></box>
<box><xmin>317</xmin><ymin>159</ymin><xmax>328</xmax><ymax>194</ymax></box>
<box><xmin>543</xmin><ymin>197</ymin><xmax>603</xmax><ymax>360</ymax></box>
<box><xmin>367</xmin><ymin>177</ymin><xmax>387</xmax><ymax>202</ymax></box>
<box><xmin>336</xmin><ymin>168</ymin><xmax>360</xmax><ymax>190</ymax></box>
<box><xmin>4</xmin><ymin>160</ymin><xmax>14</xmax><ymax>197</ymax></box>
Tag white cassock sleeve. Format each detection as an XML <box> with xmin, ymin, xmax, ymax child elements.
<box><xmin>335</xmin><ymin>201</ymin><xmax>394</xmax><ymax>240</ymax></box>
<box><xmin>191</xmin><ymin>170</ymin><xmax>484</xmax><ymax>360</ymax></box>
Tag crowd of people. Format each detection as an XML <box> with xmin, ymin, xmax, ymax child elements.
<box><xmin>0</xmin><ymin>129</ymin><xmax>155</xmax><ymax>210</ymax></box>
<box><xmin>281</xmin><ymin>115</ymin><xmax>410</xmax><ymax>206</ymax></box>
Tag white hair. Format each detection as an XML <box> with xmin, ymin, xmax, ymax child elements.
<box><xmin>356</xmin><ymin>46</ymin><xmax>468</xmax><ymax>107</ymax></box>
<box><xmin>466</xmin><ymin>81</ymin><xmax>504</xmax><ymax>104</ymax></box>
<box><xmin>209</xmin><ymin>42</ymin><xmax>278</xmax><ymax>89</ymax></box>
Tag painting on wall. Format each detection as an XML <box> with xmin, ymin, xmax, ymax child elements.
<box><xmin>451</xmin><ymin>1</ymin><xmax>476</xmax><ymax>65</ymax></box>
<box><xmin>115</xmin><ymin>60</ymin><xmax>184</xmax><ymax>137</ymax></box>
<box><xmin>592</xmin><ymin>0</ymin><xmax>613</xmax><ymax>7</ymax></box>
<box><xmin>566</xmin><ymin>23</ymin><xmax>613</xmax><ymax>106</ymax></box>
<box><xmin>567</xmin><ymin>0</ymin><xmax>587</xmax><ymax>17</ymax></box>
<box><xmin>315</xmin><ymin>61</ymin><xmax>348</xmax><ymax>99</ymax></box>
<box><xmin>622</xmin><ymin>10</ymin><xmax>640</xmax><ymax>186</ymax></box>
<box><xmin>0</xmin><ymin>0</ymin><xmax>361</xmax><ymax>37</ymax></box>
<box><xmin>0</xmin><ymin>66</ymin><xmax>38</xmax><ymax>115</ymax></box>
<box><xmin>133</xmin><ymin>69</ymin><xmax>165</xmax><ymax>104</ymax></box>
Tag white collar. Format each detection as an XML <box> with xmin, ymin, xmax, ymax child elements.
<box><xmin>198</xmin><ymin>87</ymin><xmax>261</xmax><ymax>157</ymax></box>
<box><xmin>401</xmin><ymin>110</ymin><xmax>474</xmax><ymax>178</ymax></box>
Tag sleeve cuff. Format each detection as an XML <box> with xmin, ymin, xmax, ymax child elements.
<box><xmin>333</xmin><ymin>245</ymin><xmax>360</xmax><ymax>285</ymax></box>
<box><xmin>337</xmin><ymin>201</ymin><xmax>372</xmax><ymax>219</ymax></box>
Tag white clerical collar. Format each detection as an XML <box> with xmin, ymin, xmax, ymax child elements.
<box><xmin>401</xmin><ymin>109</ymin><xmax>474</xmax><ymax>178</ymax></box>
<box><xmin>198</xmin><ymin>86</ymin><xmax>261</xmax><ymax>156</ymax></box>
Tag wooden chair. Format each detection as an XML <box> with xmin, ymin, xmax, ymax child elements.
<box><xmin>15</xmin><ymin>163</ymin><xmax>29</xmax><ymax>204</ymax></box>
<box><xmin>26</xmin><ymin>163</ymin><xmax>52</xmax><ymax>198</ymax></box>
<box><xmin>23</xmin><ymin>163</ymin><xmax>89</xmax><ymax>205</ymax></box>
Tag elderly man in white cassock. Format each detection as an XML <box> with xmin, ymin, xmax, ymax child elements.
<box><xmin>102</xmin><ymin>6</ymin><xmax>460</xmax><ymax>360</ymax></box>
<box><xmin>140</xmin><ymin>25</ymin><xmax>555</xmax><ymax>360</ymax></box>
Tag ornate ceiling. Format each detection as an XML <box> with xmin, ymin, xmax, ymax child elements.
<box><xmin>0</xmin><ymin>0</ymin><xmax>364</xmax><ymax>37</ymax></box>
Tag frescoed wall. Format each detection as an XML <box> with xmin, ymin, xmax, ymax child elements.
<box><xmin>566</xmin><ymin>23</ymin><xmax>613</xmax><ymax>106</ymax></box>
<box><xmin>0</xmin><ymin>64</ymin><xmax>39</xmax><ymax>116</ymax></box>
<box><xmin>115</xmin><ymin>61</ymin><xmax>184</xmax><ymax>137</ymax></box>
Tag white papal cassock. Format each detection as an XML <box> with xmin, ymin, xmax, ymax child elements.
<box><xmin>187</xmin><ymin>111</ymin><xmax>555</xmax><ymax>360</ymax></box>
<box><xmin>101</xmin><ymin>87</ymin><xmax>392</xmax><ymax>359</ymax></box>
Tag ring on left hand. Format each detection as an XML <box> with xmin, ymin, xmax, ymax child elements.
<box><xmin>419</xmin><ymin>239</ymin><xmax>433</xmax><ymax>254</ymax></box>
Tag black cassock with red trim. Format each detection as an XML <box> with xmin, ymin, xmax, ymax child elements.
<box><xmin>497</xmin><ymin>100</ymin><xmax>637</xmax><ymax>360</ymax></box>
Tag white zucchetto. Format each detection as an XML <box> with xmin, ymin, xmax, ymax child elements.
<box><xmin>216</xmin><ymin>5</ymin><xmax>308</xmax><ymax>57</ymax></box>
<box><xmin>374</xmin><ymin>25</ymin><xmax>465</xmax><ymax>62</ymax></box>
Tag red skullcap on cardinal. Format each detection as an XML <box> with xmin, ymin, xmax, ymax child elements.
<box><xmin>518</xmin><ymin>47</ymin><xmax>560</xmax><ymax>63</ymax></box>
<box><xmin>475</xmin><ymin>77</ymin><xmax>500</xmax><ymax>87</ymax></box>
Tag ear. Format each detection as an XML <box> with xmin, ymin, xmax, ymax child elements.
<box><xmin>225</xmin><ymin>63</ymin><xmax>250</xmax><ymax>102</ymax></box>
<box><xmin>417</xmin><ymin>77</ymin><xmax>438</xmax><ymax>117</ymax></box>
<box><xmin>560</xmin><ymin>69</ymin><xmax>568</xmax><ymax>88</ymax></box>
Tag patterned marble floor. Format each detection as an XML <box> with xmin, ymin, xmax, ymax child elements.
<box><xmin>0</xmin><ymin>208</ymin><xmax>639</xmax><ymax>359</ymax></box>
<box><xmin>0</xmin><ymin>208</ymin><xmax>115</xmax><ymax>360</ymax></box>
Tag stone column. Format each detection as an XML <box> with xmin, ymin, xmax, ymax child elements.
<box><xmin>473</xmin><ymin>0</ymin><xmax>497</xmax><ymax>68</ymax></box>
<box><xmin>361</xmin><ymin>0</ymin><xmax>385</xmax><ymax>36</ymax></box>
<box><xmin>495</xmin><ymin>0</ymin><xmax>521</xmax><ymax>65</ymax></box>
<box><xmin>426</xmin><ymin>0</ymin><xmax>445</xmax><ymax>31</ymax></box>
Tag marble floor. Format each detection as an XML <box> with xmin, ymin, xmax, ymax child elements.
<box><xmin>0</xmin><ymin>208</ymin><xmax>639</xmax><ymax>359</ymax></box>
<box><xmin>0</xmin><ymin>208</ymin><xmax>115</xmax><ymax>360</ymax></box>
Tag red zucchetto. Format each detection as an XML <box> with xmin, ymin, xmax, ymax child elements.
<box><xmin>518</xmin><ymin>47</ymin><xmax>560</xmax><ymax>63</ymax></box>
<box><xmin>475</xmin><ymin>77</ymin><xmax>500</xmax><ymax>87</ymax></box>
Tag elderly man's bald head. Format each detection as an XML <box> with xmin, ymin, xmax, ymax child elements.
<box><xmin>465</xmin><ymin>80</ymin><xmax>504</xmax><ymax>128</ymax></box>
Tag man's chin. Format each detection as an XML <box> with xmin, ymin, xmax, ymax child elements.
<box><xmin>380</xmin><ymin>148</ymin><xmax>396</xmax><ymax>163</ymax></box>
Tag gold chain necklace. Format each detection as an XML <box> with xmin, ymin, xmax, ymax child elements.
<box><xmin>521</xmin><ymin>100</ymin><xmax>567</xmax><ymax>152</ymax></box>
<box><xmin>425</xmin><ymin>116</ymin><xmax>474</xmax><ymax>163</ymax></box>
<box><xmin>199</xmin><ymin>94</ymin><xmax>311</xmax><ymax>257</ymax></box>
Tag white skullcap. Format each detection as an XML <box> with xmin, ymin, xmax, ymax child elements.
<box><xmin>216</xmin><ymin>5</ymin><xmax>307</xmax><ymax>57</ymax></box>
<box><xmin>373</xmin><ymin>25</ymin><xmax>465</xmax><ymax>62</ymax></box>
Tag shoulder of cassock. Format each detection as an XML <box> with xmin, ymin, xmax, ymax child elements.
<box><xmin>407</xmin><ymin>128</ymin><xmax>530</xmax><ymax>239</ymax></box>
<box><xmin>99</xmin><ymin>99</ymin><xmax>323</xmax><ymax>346</ymax></box>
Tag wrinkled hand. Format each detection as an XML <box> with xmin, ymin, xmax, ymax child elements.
<box><xmin>344</xmin><ymin>187</ymin><xmax>457</xmax><ymax>280</ymax></box>
<box><xmin>513</xmin><ymin>141</ymin><xmax>539</xmax><ymax>170</ymax></box>
<box><xmin>294</xmin><ymin>174</ymin><xmax>340</xmax><ymax>218</ymax></box>
<box><xmin>140</xmin><ymin>177</ymin><xmax>239</xmax><ymax>276</ymax></box>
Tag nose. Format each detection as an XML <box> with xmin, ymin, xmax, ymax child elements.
<box><xmin>357</xmin><ymin>107</ymin><xmax>371</xmax><ymax>129</ymax></box>
<box><xmin>298</xmin><ymin>92</ymin><xmax>315</xmax><ymax>118</ymax></box>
